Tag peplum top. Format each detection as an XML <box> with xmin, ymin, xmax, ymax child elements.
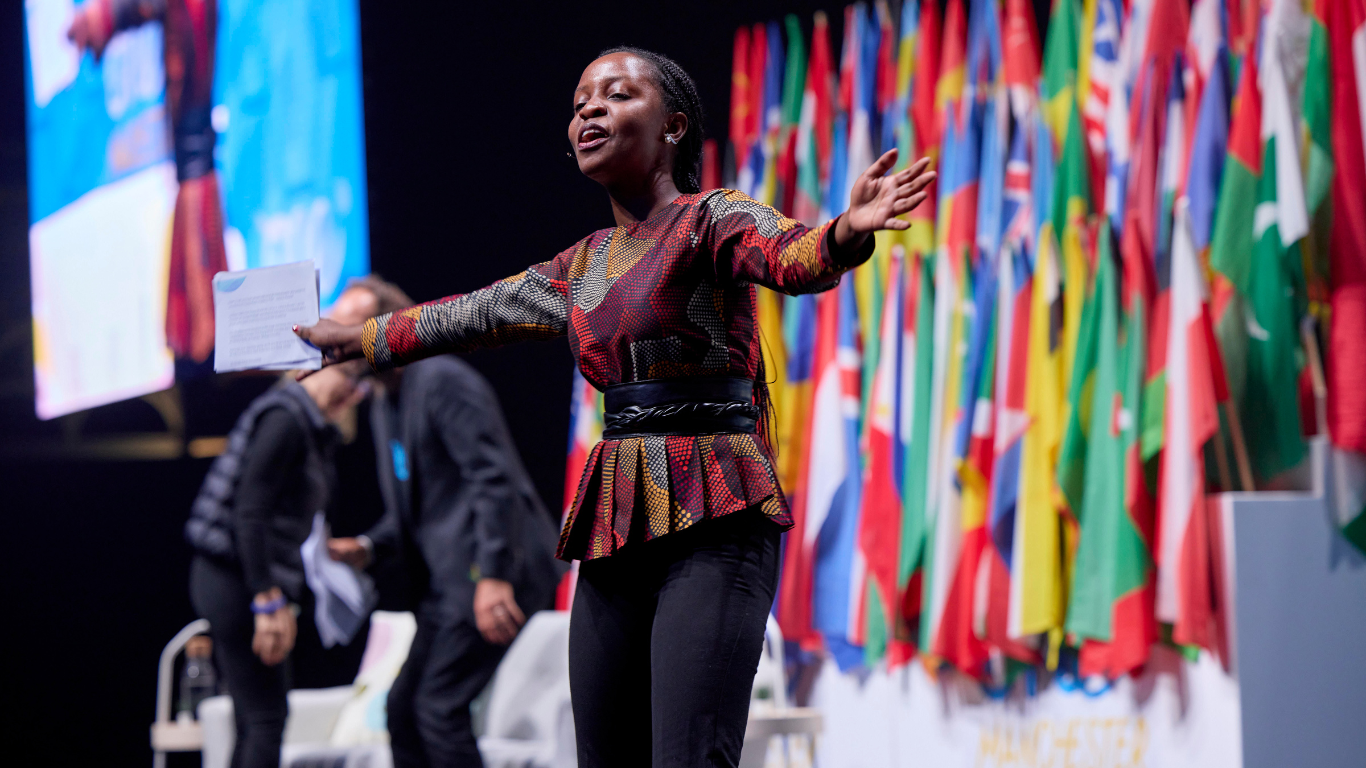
<box><xmin>361</xmin><ymin>190</ymin><xmax>873</xmax><ymax>562</ymax></box>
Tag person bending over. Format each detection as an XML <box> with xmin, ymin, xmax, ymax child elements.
<box><xmin>326</xmin><ymin>277</ymin><xmax>563</xmax><ymax>768</ymax></box>
<box><xmin>185</xmin><ymin>364</ymin><xmax>367</xmax><ymax>768</ymax></box>
<box><xmin>299</xmin><ymin>47</ymin><xmax>934</xmax><ymax>768</ymax></box>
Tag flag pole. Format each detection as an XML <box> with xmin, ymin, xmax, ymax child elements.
<box><xmin>1211</xmin><ymin>420</ymin><xmax>1234</xmax><ymax>492</ymax></box>
<box><xmin>1222</xmin><ymin>403</ymin><xmax>1256</xmax><ymax>492</ymax></box>
<box><xmin>1300</xmin><ymin>316</ymin><xmax>1329</xmax><ymax>437</ymax></box>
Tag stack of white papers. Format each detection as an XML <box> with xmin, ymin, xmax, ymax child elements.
<box><xmin>300</xmin><ymin>513</ymin><xmax>376</xmax><ymax>649</ymax></box>
<box><xmin>212</xmin><ymin>261</ymin><xmax>322</xmax><ymax>373</ymax></box>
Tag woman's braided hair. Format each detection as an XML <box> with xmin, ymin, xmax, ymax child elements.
<box><xmin>599</xmin><ymin>46</ymin><xmax>705</xmax><ymax>193</ymax></box>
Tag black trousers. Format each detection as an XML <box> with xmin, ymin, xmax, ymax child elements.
<box><xmin>569</xmin><ymin>508</ymin><xmax>781</xmax><ymax>768</ymax></box>
<box><xmin>190</xmin><ymin>556</ymin><xmax>288</xmax><ymax>768</ymax></box>
<box><xmin>387</xmin><ymin>611</ymin><xmax>506</xmax><ymax>768</ymax></box>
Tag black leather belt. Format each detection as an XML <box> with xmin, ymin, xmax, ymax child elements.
<box><xmin>602</xmin><ymin>376</ymin><xmax>759</xmax><ymax>439</ymax></box>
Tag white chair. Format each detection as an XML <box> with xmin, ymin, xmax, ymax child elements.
<box><xmin>198</xmin><ymin>610</ymin><xmax>417</xmax><ymax>768</ymax></box>
<box><xmin>477</xmin><ymin>611</ymin><xmax>576</xmax><ymax>768</ymax></box>
<box><xmin>739</xmin><ymin>615</ymin><xmax>823</xmax><ymax>768</ymax></box>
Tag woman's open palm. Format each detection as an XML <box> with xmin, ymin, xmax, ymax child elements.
<box><xmin>845</xmin><ymin>150</ymin><xmax>935</xmax><ymax>234</ymax></box>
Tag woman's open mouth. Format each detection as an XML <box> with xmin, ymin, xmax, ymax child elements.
<box><xmin>578</xmin><ymin>124</ymin><xmax>609</xmax><ymax>150</ymax></box>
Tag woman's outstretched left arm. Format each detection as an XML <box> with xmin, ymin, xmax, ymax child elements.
<box><xmin>708</xmin><ymin>149</ymin><xmax>934</xmax><ymax>295</ymax></box>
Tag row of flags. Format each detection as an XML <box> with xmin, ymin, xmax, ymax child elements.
<box><xmin>699</xmin><ymin>0</ymin><xmax>1366</xmax><ymax>683</ymax></box>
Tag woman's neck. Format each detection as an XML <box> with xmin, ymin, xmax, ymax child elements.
<box><xmin>606</xmin><ymin>171</ymin><xmax>682</xmax><ymax>226</ymax></box>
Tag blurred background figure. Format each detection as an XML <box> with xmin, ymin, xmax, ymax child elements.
<box><xmin>327</xmin><ymin>276</ymin><xmax>564</xmax><ymax>768</ymax></box>
<box><xmin>184</xmin><ymin>362</ymin><xmax>368</xmax><ymax>768</ymax></box>
<box><xmin>67</xmin><ymin>0</ymin><xmax>227</xmax><ymax>362</ymax></box>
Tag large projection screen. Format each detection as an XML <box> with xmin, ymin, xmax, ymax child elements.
<box><xmin>23</xmin><ymin>0</ymin><xmax>369</xmax><ymax>419</ymax></box>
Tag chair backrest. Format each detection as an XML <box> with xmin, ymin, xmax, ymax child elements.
<box><xmin>751</xmin><ymin>613</ymin><xmax>789</xmax><ymax>710</ymax></box>
<box><xmin>483</xmin><ymin>610</ymin><xmax>573</xmax><ymax>740</ymax></box>
<box><xmin>329</xmin><ymin>610</ymin><xmax>417</xmax><ymax>747</ymax></box>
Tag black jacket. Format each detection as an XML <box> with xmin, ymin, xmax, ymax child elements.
<box><xmin>364</xmin><ymin>356</ymin><xmax>563</xmax><ymax>621</ymax></box>
<box><xmin>186</xmin><ymin>382</ymin><xmax>339</xmax><ymax>600</ymax></box>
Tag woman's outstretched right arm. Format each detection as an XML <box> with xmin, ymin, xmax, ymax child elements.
<box><xmin>296</xmin><ymin>251</ymin><xmax>574</xmax><ymax>372</ymax></box>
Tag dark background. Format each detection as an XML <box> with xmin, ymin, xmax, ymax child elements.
<box><xmin>0</xmin><ymin>1</ymin><xmax>1047</xmax><ymax>763</ymax></box>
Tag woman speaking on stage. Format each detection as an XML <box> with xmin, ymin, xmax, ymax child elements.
<box><xmin>298</xmin><ymin>46</ymin><xmax>934</xmax><ymax>768</ymax></box>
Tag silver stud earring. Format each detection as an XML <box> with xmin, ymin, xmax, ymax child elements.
<box><xmin>665</xmin><ymin>135</ymin><xmax>678</xmax><ymax>145</ymax></box>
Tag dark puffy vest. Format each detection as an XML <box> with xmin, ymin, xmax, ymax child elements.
<box><xmin>185</xmin><ymin>382</ymin><xmax>334</xmax><ymax>597</ymax></box>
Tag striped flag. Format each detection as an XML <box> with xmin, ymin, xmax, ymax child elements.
<box><xmin>810</xmin><ymin>280</ymin><xmax>866</xmax><ymax>669</ymax></box>
<box><xmin>1064</xmin><ymin>218</ymin><xmax>1158</xmax><ymax>679</ymax></box>
<box><xmin>1326</xmin><ymin>0</ymin><xmax>1366</xmax><ymax>553</ymax></box>
<box><xmin>738</xmin><ymin>23</ymin><xmax>769</xmax><ymax>198</ymax></box>
<box><xmin>776</xmin><ymin>14</ymin><xmax>807</xmax><ymax>217</ymax></box>
<box><xmin>986</xmin><ymin>125</ymin><xmax>1039</xmax><ymax>660</ymax></box>
<box><xmin>1042</xmin><ymin>0</ymin><xmax>1083</xmax><ymax>146</ymax></box>
<box><xmin>855</xmin><ymin>250</ymin><xmax>906</xmax><ymax>664</ymax></box>
<box><xmin>727</xmin><ymin>27</ymin><xmax>753</xmax><ymax>187</ymax></box>
<box><xmin>1157</xmin><ymin>200</ymin><xmax>1223</xmax><ymax>650</ymax></box>
<box><xmin>897</xmin><ymin>251</ymin><xmax>936</xmax><ymax>665</ymax></box>
<box><xmin>1003</xmin><ymin>0</ymin><xmax>1042</xmax><ymax>120</ymax></box>
<box><xmin>911</xmin><ymin>0</ymin><xmax>943</xmax><ymax>237</ymax></box>
<box><xmin>1083</xmin><ymin>0</ymin><xmax>1123</xmax><ymax>214</ymax></box>
<box><xmin>555</xmin><ymin>369</ymin><xmax>603</xmax><ymax>610</ymax></box>
<box><xmin>794</xmin><ymin>12</ymin><xmax>834</xmax><ymax>227</ymax></box>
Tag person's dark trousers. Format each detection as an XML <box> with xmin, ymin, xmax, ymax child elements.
<box><xmin>387</xmin><ymin>611</ymin><xmax>507</xmax><ymax>768</ymax></box>
<box><xmin>190</xmin><ymin>556</ymin><xmax>289</xmax><ymax>768</ymax></box>
<box><xmin>569</xmin><ymin>508</ymin><xmax>781</xmax><ymax>768</ymax></box>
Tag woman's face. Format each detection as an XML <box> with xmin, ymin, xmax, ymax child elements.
<box><xmin>569</xmin><ymin>53</ymin><xmax>682</xmax><ymax>190</ymax></box>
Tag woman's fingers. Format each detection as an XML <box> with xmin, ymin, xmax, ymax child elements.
<box><xmin>891</xmin><ymin>157</ymin><xmax>933</xmax><ymax>185</ymax></box>
<box><xmin>865</xmin><ymin>148</ymin><xmax>899</xmax><ymax>180</ymax></box>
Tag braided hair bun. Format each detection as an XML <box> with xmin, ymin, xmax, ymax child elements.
<box><xmin>599</xmin><ymin>46</ymin><xmax>705</xmax><ymax>194</ymax></box>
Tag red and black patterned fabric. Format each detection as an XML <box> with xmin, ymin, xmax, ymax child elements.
<box><xmin>362</xmin><ymin>189</ymin><xmax>873</xmax><ymax>561</ymax></box>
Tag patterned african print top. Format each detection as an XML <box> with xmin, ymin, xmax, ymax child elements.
<box><xmin>361</xmin><ymin>189</ymin><xmax>873</xmax><ymax>561</ymax></box>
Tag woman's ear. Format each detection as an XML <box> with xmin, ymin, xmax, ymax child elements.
<box><xmin>664</xmin><ymin>111</ymin><xmax>688</xmax><ymax>145</ymax></box>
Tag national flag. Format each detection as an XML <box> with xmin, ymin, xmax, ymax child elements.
<box><xmin>937</xmin><ymin>0</ymin><xmax>970</xmax><ymax>144</ymax></box>
<box><xmin>1186</xmin><ymin>45</ymin><xmax>1230</xmax><ymax>252</ymax></box>
<box><xmin>1215</xmin><ymin>5</ymin><xmax>1310</xmax><ymax>481</ymax></box>
<box><xmin>1042</xmin><ymin>0</ymin><xmax>1083</xmax><ymax>146</ymax></box>
<box><xmin>912</xmin><ymin>0</ymin><xmax>944</xmax><ymax>157</ymax></box>
<box><xmin>1003</xmin><ymin>0</ymin><xmax>1042</xmax><ymax>124</ymax></box>
<box><xmin>1186</xmin><ymin>0</ymin><xmax>1224</xmax><ymax>114</ymax></box>
<box><xmin>891</xmin><ymin>0</ymin><xmax>935</xmax><ymax>261</ymax></box>
<box><xmin>776</xmin><ymin>291</ymin><xmax>818</xmax><ymax>641</ymax></box>
<box><xmin>983</xmin><ymin>150</ymin><xmax>1038</xmax><ymax>660</ymax></box>
<box><xmin>934</xmin><ymin>252</ymin><xmax>998</xmax><ymax>676</ymax></box>
<box><xmin>1142</xmin><ymin>56</ymin><xmax>1190</xmax><ymax>465</ymax></box>
<box><xmin>555</xmin><ymin>368</ymin><xmax>603</xmax><ymax>611</ymax></box>
<box><xmin>1009</xmin><ymin>222</ymin><xmax>1066</xmax><ymax>650</ymax></box>
<box><xmin>811</xmin><ymin>279</ymin><xmax>867</xmax><ymax>669</ymax></box>
<box><xmin>1083</xmin><ymin>0</ymin><xmax>1123</xmax><ymax>214</ymax></box>
<box><xmin>1051</xmin><ymin>99</ymin><xmax>1092</xmax><ymax>421</ymax></box>
<box><xmin>856</xmin><ymin>251</ymin><xmax>906</xmax><ymax>664</ymax></box>
<box><xmin>1304</xmin><ymin>0</ymin><xmax>1332</xmax><ymax>219</ymax></box>
<box><xmin>1325</xmin><ymin>0</ymin><xmax>1366</xmax><ymax>552</ymax></box>
<box><xmin>1301</xmin><ymin>0</ymin><xmax>1334</xmax><ymax>311</ymax></box>
<box><xmin>756</xmin><ymin>20</ymin><xmax>786</xmax><ymax>206</ymax></box>
<box><xmin>849</xmin><ymin>4</ymin><xmax>883</xmax><ymax>421</ymax></box>
<box><xmin>911</xmin><ymin>0</ymin><xmax>943</xmax><ymax>236</ymax></box>
<box><xmin>794</xmin><ymin>11</ymin><xmax>835</xmax><ymax>226</ymax></box>
<box><xmin>776</xmin><ymin>14</ymin><xmax>808</xmax><ymax>217</ymax></box>
<box><xmin>1157</xmin><ymin>200</ymin><xmax>1224</xmax><ymax>651</ymax></box>
<box><xmin>727</xmin><ymin>27</ymin><xmax>753</xmax><ymax>187</ymax></box>
<box><xmin>777</xmin><ymin>282</ymin><xmax>858</xmax><ymax>649</ymax></box>
<box><xmin>896</xmin><ymin>252</ymin><xmax>935</xmax><ymax>664</ymax></box>
<box><xmin>1103</xmin><ymin>8</ymin><xmax>1134</xmax><ymax>235</ymax></box>
<box><xmin>738</xmin><ymin>23</ymin><xmax>769</xmax><ymax>197</ymax></box>
<box><xmin>1064</xmin><ymin>221</ymin><xmax>1158</xmax><ymax>679</ymax></box>
<box><xmin>919</xmin><ymin>111</ymin><xmax>975</xmax><ymax>657</ymax></box>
